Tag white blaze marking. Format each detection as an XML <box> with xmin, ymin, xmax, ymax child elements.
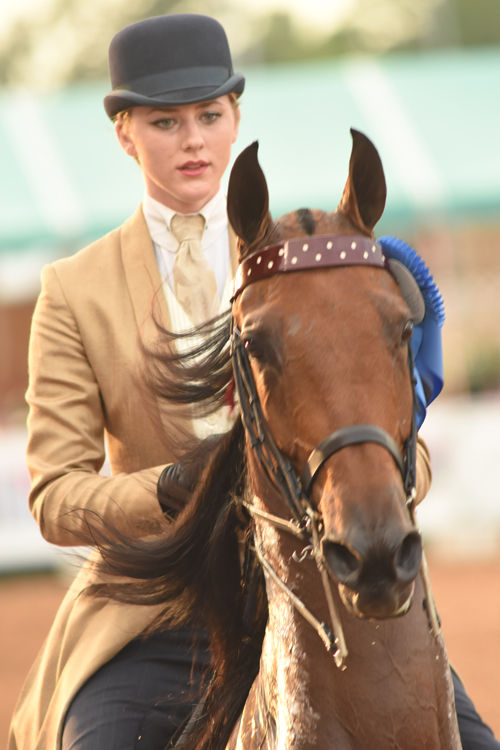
<box><xmin>257</xmin><ymin>520</ymin><xmax>320</xmax><ymax>747</ymax></box>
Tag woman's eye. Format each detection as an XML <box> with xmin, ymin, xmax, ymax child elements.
<box><xmin>153</xmin><ymin>118</ymin><xmax>174</xmax><ymax>129</ymax></box>
<box><xmin>402</xmin><ymin>320</ymin><xmax>414</xmax><ymax>342</ymax></box>
<box><xmin>201</xmin><ymin>111</ymin><xmax>221</xmax><ymax>123</ymax></box>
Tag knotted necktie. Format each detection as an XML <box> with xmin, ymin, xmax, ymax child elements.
<box><xmin>170</xmin><ymin>213</ymin><xmax>220</xmax><ymax>325</ymax></box>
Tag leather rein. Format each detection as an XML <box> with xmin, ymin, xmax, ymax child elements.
<box><xmin>230</xmin><ymin>234</ymin><xmax>440</xmax><ymax>668</ymax></box>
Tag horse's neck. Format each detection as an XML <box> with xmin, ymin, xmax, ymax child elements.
<box><xmin>237</xmin><ymin>516</ymin><xmax>461</xmax><ymax>750</ymax></box>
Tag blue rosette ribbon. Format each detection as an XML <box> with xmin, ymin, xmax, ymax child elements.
<box><xmin>378</xmin><ymin>236</ymin><xmax>445</xmax><ymax>428</ymax></box>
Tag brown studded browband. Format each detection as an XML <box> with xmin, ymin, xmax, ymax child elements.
<box><xmin>230</xmin><ymin>235</ymin><xmax>388</xmax><ymax>302</ymax></box>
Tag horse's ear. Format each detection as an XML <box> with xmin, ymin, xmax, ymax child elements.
<box><xmin>227</xmin><ymin>142</ymin><xmax>272</xmax><ymax>257</ymax></box>
<box><xmin>337</xmin><ymin>129</ymin><xmax>387</xmax><ymax>235</ymax></box>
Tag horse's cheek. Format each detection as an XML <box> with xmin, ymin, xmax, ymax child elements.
<box><xmin>257</xmin><ymin>367</ymin><xmax>294</xmax><ymax>446</ymax></box>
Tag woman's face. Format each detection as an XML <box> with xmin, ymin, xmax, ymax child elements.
<box><xmin>115</xmin><ymin>96</ymin><xmax>240</xmax><ymax>214</ymax></box>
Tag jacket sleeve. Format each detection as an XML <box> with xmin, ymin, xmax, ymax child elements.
<box><xmin>415</xmin><ymin>435</ymin><xmax>432</xmax><ymax>505</ymax></box>
<box><xmin>26</xmin><ymin>265</ymin><xmax>168</xmax><ymax>548</ymax></box>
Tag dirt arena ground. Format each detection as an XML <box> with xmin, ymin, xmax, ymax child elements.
<box><xmin>1</xmin><ymin>556</ymin><xmax>499</xmax><ymax>747</ymax></box>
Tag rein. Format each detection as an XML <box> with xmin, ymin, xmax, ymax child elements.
<box><xmin>230</xmin><ymin>233</ymin><xmax>439</xmax><ymax>669</ymax></box>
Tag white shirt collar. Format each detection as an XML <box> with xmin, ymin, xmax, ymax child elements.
<box><xmin>142</xmin><ymin>188</ymin><xmax>227</xmax><ymax>253</ymax></box>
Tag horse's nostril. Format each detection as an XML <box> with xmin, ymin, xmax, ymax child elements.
<box><xmin>322</xmin><ymin>540</ymin><xmax>361</xmax><ymax>586</ymax></box>
<box><xmin>395</xmin><ymin>531</ymin><xmax>422</xmax><ymax>582</ymax></box>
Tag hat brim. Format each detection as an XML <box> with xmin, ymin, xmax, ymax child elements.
<box><xmin>104</xmin><ymin>73</ymin><xmax>245</xmax><ymax>118</ymax></box>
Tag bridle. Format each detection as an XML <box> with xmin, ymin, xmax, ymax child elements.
<box><xmin>230</xmin><ymin>234</ymin><xmax>441</xmax><ymax>668</ymax></box>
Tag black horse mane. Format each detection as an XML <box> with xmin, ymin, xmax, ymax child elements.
<box><xmin>89</xmin><ymin>313</ymin><xmax>268</xmax><ymax>750</ymax></box>
<box><xmin>148</xmin><ymin>309</ymin><xmax>233</xmax><ymax>413</ymax></box>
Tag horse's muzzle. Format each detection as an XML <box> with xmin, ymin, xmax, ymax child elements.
<box><xmin>321</xmin><ymin>529</ymin><xmax>423</xmax><ymax>619</ymax></box>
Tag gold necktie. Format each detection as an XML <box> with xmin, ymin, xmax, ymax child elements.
<box><xmin>170</xmin><ymin>213</ymin><xmax>220</xmax><ymax>325</ymax></box>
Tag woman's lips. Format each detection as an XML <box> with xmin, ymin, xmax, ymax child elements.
<box><xmin>178</xmin><ymin>161</ymin><xmax>209</xmax><ymax>176</ymax></box>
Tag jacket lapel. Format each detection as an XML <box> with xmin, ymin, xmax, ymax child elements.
<box><xmin>120</xmin><ymin>206</ymin><xmax>187</xmax><ymax>448</ymax></box>
<box><xmin>120</xmin><ymin>204</ymin><xmax>172</xmax><ymax>347</ymax></box>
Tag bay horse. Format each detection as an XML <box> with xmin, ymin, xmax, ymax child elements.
<box><xmin>94</xmin><ymin>130</ymin><xmax>460</xmax><ymax>749</ymax></box>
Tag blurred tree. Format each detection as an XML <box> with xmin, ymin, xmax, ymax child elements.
<box><xmin>237</xmin><ymin>12</ymin><xmax>359</xmax><ymax>65</ymax></box>
<box><xmin>454</xmin><ymin>0</ymin><xmax>500</xmax><ymax>46</ymax></box>
<box><xmin>388</xmin><ymin>0</ymin><xmax>500</xmax><ymax>50</ymax></box>
<box><xmin>0</xmin><ymin>0</ymin><xmax>230</xmax><ymax>88</ymax></box>
<box><xmin>0</xmin><ymin>0</ymin><xmax>498</xmax><ymax>89</ymax></box>
<box><xmin>338</xmin><ymin>0</ymin><xmax>440</xmax><ymax>54</ymax></box>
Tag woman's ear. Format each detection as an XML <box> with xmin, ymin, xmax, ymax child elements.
<box><xmin>115</xmin><ymin>117</ymin><xmax>138</xmax><ymax>159</ymax></box>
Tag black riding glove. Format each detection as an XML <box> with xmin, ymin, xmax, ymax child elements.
<box><xmin>157</xmin><ymin>462</ymin><xmax>195</xmax><ymax>518</ymax></box>
<box><xmin>157</xmin><ymin>435</ymin><xmax>222</xmax><ymax>518</ymax></box>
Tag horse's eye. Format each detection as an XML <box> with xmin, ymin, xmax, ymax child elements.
<box><xmin>243</xmin><ymin>336</ymin><xmax>264</xmax><ymax>359</ymax></box>
<box><xmin>402</xmin><ymin>320</ymin><xmax>414</xmax><ymax>342</ymax></box>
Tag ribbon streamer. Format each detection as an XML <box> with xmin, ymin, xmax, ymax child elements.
<box><xmin>378</xmin><ymin>235</ymin><xmax>445</xmax><ymax>428</ymax></box>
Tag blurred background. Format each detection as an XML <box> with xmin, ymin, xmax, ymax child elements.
<box><xmin>0</xmin><ymin>0</ymin><xmax>499</xmax><ymax>741</ymax></box>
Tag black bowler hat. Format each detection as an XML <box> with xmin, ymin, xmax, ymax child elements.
<box><xmin>104</xmin><ymin>14</ymin><xmax>245</xmax><ymax>119</ymax></box>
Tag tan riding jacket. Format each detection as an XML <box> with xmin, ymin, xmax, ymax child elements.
<box><xmin>8</xmin><ymin>205</ymin><xmax>238</xmax><ymax>750</ymax></box>
<box><xmin>8</xmin><ymin>206</ymin><xmax>431</xmax><ymax>750</ymax></box>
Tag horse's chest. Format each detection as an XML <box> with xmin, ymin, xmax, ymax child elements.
<box><xmin>227</xmin><ymin>601</ymin><xmax>322</xmax><ymax>749</ymax></box>
<box><xmin>263</xmin><ymin>611</ymin><xmax>320</xmax><ymax>747</ymax></box>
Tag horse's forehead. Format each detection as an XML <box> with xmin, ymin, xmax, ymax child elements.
<box><xmin>274</xmin><ymin>209</ymin><xmax>353</xmax><ymax>238</ymax></box>
<box><xmin>237</xmin><ymin>265</ymin><xmax>406</xmax><ymax>321</ymax></box>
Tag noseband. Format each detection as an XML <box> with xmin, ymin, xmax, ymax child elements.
<box><xmin>230</xmin><ymin>234</ymin><xmax>437</xmax><ymax>667</ymax></box>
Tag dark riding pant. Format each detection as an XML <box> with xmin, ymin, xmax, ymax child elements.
<box><xmin>61</xmin><ymin>627</ymin><xmax>210</xmax><ymax>750</ymax></box>
<box><xmin>452</xmin><ymin>669</ymin><xmax>500</xmax><ymax>750</ymax></box>
<box><xmin>62</xmin><ymin>632</ymin><xmax>498</xmax><ymax>750</ymax></box>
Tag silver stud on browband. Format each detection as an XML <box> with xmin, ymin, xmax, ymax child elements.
<box><xmin>340</xmin><ymin>251</ymin><xmax>346</xmax><ymax>259</ymax></box>
<box><xmin>327</xmin><ymin>241</ymin><xmax>333</xmax><ymax>249</ymax></box>
<box><xmin>372</xmin><ymin>245</ymin><xmax>377</xmax><ymax>253</ymax></box>
<box><xmin>247</xmin><ymin>268</ymin><xmax>252</xmax><ymax>276</ymax></box>
<box><xmin>268</xmin><ymin>261</ymin><xmax>273</xmax><ymax>269</ymax></box>
<box><xmin>351</xmin><ymin>241</ymin><xmax>357</xmax><ymax>250</ymax></box>
<box><xmin>257</xmin><ymin>256</ymin><xmax>262</xmax><ymax>264</ymax></box>
<box><xmin>278</xmin><ymin>248</ymin><xmax>284</xmax><ymax>256</ymax></box>
<box><xmin>363</xmin><ymin>251</ymin><xmax>369</xmax><ymax>259</ymax></box>
<box><xmin>315</xmin><ymin>253</ymin><xmax>322</xmax><ymax>261</ymax></box>
<box><xmin>303</xmin><ymin>243</ymin><xmax>309</xmax><ymax>252</ymax></box>
<box><xmin>291</xmin><ymin>257</ymin><xmax>298</xmax><ymax>265</ymax></box>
